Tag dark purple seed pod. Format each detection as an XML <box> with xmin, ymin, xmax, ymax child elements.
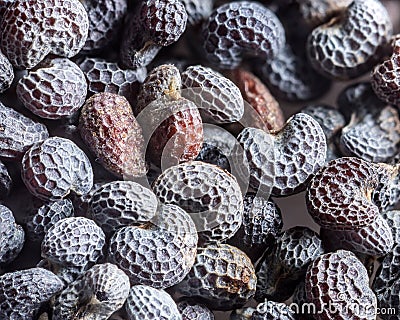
<box><xmin>0</xmin><ymin>268</ymin><xmax>64</xmax><ymax>319</ymax></box>
<box><xmin>21</xmin><ymin>137</ymin><xmax>94</xmax><ymax>201</ymax></box>
<box><xmin>307</xmin><ymin>0</ymin><xmax>392</xmax><ymax>79</ymax></box>
<box><xmin>0</xmin><ymin>0</ymin><xmax>89</xmax><ymax>69</ymax></box>
<box><xmin>0</xmin><ymin>102</ymin><xmax>49</xmax><ymax>160</ymax></box>
<box><xmin>17</xmin><ymin>57</ymin><xmax>87</xmax><ymax>119</ymax></box>
<box><xmin>202</xmin><ymin>1</ymin><xmax>285</xmax><ymax>69</ymax></box>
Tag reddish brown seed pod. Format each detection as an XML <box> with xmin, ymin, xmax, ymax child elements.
<box><xmin>0</xmin><ymin>0</ymin><xmax>89</xmax><ymax>69</ymax></box>
<box><xmin>79</xmin><ymin>93</ymin><xmax>147</xmax><ymax>178</ymax></box>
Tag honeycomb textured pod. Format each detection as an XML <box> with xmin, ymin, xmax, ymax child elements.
<box><xmin>0</xmin><ymin>50</ymin><xmax>13</xmax><ymax>92</ymax></box>
<box><xmin>377</xmin><ymin>278</ymin><xmax>400</xmax><ymax>320</ymax></box>
<box><xmin>17</xmin><ymin>57</ymin><xmax>87</xmax><ymax>119</ymax></box>
<box><xmin>22</xmin><ymin>137</ymin><xmax>93</xmax><ymax>201</ymax></box>
<box><xmin>236</xmin><ymin>113</ymin><xmax>327</xmax><ymax>197</ymax></box>
<box><xmin>25</xmin><ymin>198</ymin><xmax>74</xmax><ymax>242</ymax></box>
<box><xmin>0</xmin><ymin>0</ymin><xmax>89</xmax><ymax>69</ymax></box>
<box><xmin>306</xmin><ymin>157</ymin><xmax>381</xmax><ymax>230</ymax></box>
<box><xmin>307</xmin><ymin>0</ymin><xmax>392</xmax><ymax>80</ymax></box>
<box><xmin>125</xmin><ymin>285</ymin><xmax>181</xmax><ymax>320</ymax></box>
<box><xmin>89</xmin><ymin>180</ymin><xmax>158</xmax><ymax>236</ymax></box>
<box><xmin>80</xmin><ymin>0</ymin><xmax>127</xmax><ymax>51</ymax></box>
<box><xmin>180</xmin><ymin>0</ymin><xmax>213</xmax><ymax>25</ymax></box>
<box><xmin>0</xmin><ymin>267</ymin><xmax>64</xmax><ymax>320</ymax></box>
<box><xmin>259</xmin><ymin>44</ymin><xmax>331</xmax><ymax>102</ymax></box>
<box><xmin>175</xmin><ymin>243</ymin><xmax>256</xmax><ymax>311</ymax></box>
<box><xmin>340</xmin><ymin>105</ymin><xmax>400</xmax><ymax>163</ymax></box>
<box><xmin>108</xmin><ymin>204</ymin><xmax>198</xmax><ymax>288</ymax></box>
<box><xmin>228</xmin><ymin>68</ymin><xmax>285</xmax><ymax>132</ymax></box>
<box><xmin>53</xmin><ymin>263</ymin><xmax>130</xmax><ymax>320</ymax></box>
<box><xmin>71</xmin><ymin>180</ymin><xmax>108</xmax><ymax>217</ymax></box>
<box><xmin>79</xmin><ymin>92</ymin><xmax>147</xmax><ymax>178</ymax></box>
<box><xmin>152</xmin><ymin>161</ymin><xmax>244</xmax><ymax>244</ymax></box>
<box><xmin>372</xmin><ymin>37</ymin><xmax>400</xmax><ymax>107</ymax></box>
<box><xmin>0</xmin><ymin>205</ymin><xmax>24</xmax><ymax>265</ymax></box>
<box><xmin>251</xmin><ymin>300</ymin><xmax>296</xmax><ymax>320</ymax></box>
<box><xmin>202</xmin><ymin>1</ymin><xmax>285</xmax><ymax>69</ymax></box>
<box><xmin>181</xmin><ymin>65</ymin><xmax>244</xmax><ymax>124</ymax></box>
<box><xmin>320</xmin><ymin>215</ymin><xmax>394</xmax><ymax>257</ymax></box>
<box><xmin>306</xmin><ymin>250</ymin><xmax>377</xmax><ymax>320</ymax></box>
<box><xmin>177</xmin><ymin>299</ymin><xmax>215</xmax><ymax>320</ymax></box>
<box><xmin>79</xmin><ymin>57</ymin><xmax>146</xmax><ymax>105</ymax></box>
<box><xmin>0</xmin><ymin>102</ymin><xmax>49</xmax><ymax>160</ymax></box>
<box><xmin>41</xmin><ymin>216</ymin><xmax>105</xmax><ymax>268</ymax></box>
<box><xmin>136</xmin><ymin>64</ymin><xmax>182</xmax><ymax>112</ymax></box>
<box><xmin>382</xmin><ymin>210</ymin><xmax>400</xmax><ymax>246</ymax></box>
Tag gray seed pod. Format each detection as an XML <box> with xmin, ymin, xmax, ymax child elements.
<box><xmin>0</xmin><ymin>204</ymin><xmax>24</xmax><ymax>265</ymax></box>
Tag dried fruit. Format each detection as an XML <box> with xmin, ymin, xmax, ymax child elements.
<box><xmin>21</xmin><ymin>137</ymin><xmax>94</xmax><ymax>201</ymax></box>
<box><xmin>17</xmin><ymin>57</ymin><xmax>87</xmax><ymax>119</ymax></box>
<box><xmin>79</xmin><ymin>92</ymin><xmax>147</xmax><ymax>178</ymax></box>
<box><xmin>1</xmin><ymin>0</ymin><xmax>89</xmax><ymax>69</ymax></box>
<box><xmin>152</xmin><ymin>161</ymin><xmax>244</xmax><ymax>244</ymax></box>
<box><xmin>202</xmin><ymin>1</ymin><xmax>285</xmax><ymax>69</ymax></box>
<box><xmin>0</xmin><ymin>205</ymin><xmax>24</xmax><ymax>265</ymax></box>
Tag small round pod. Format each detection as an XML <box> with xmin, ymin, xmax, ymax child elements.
<box><xmin>174</xmin><ymin>243</ymin><xmax>257</xmax><ymax>311</ymax></box>
<box><xmin>108</xmin><ymin>203</ymin><xmax>198</xmax><ymax>288</ymax></box>
<box><xmin>202</xmin><ymin>1</ymin><xmax>285</xmax><ymax>69</ymax></box>
<box><xmin>306</xmin><ymin>157</ymin><xmax>382</xmax><ymax>230</ymax></box>
<box><xmin>0</xmin><ymin>50</ymin><xmax>13</xmax><ymax>92</ymax></box>
<box><xmin>321</xmin><ymin>215</ymin><xmax>394</xmax><ymax>257</ymax></box>
<box><xmin>305</xmin><ymin>250</ymin><xmax>377</xmax><ymax>320</ymax></box>
<box><xmin>0</xmin><ymin>102</ymin><xmax>49</xmax><ymax>160</ymax></box>
<box><xmin>89</xmin><ymin>180</ymin><xmax>158</xmax><ymax>236</ymax></box>
<box><xmin>372</xmin><ymin>36</ymin><xmax>400</xmax><ymax>107</ymax></box>
<box><xmin>177</xmin><ymin>299</ymin><xmax>215</xmax><ymax>320</ymax></box>
<box><xmin>0</xmin><ymin>267</ymin><xmax>64</xmax><ymax>320</ymax></box>
<box><xmin>0</xmin><ymin>0</ymin><xmax>89</xmax><ymax>69</ymax></box>
<box><xmin>152</xmin><ymin>161</ymin><xmax>244</xmax><ymax>244</ymax></box>
<box><xmin>0</xmin><ymin>204</ymin><xmax>24</xmax><ymax>265</ymax></box>
<box><xmin>17</xmin><ymin>57</ymin><xmax>87</xmax><ymax>119</ymax></box>
<box><xmin>307</xmin><ymin>0</ymin><xmax>392</xmax><ymax>80</ymax></box>
<box><xmin>52</xmin><ymin>263</ymin><xmax>130</xmax><ymax>320</ymax></box>
<box><xmin>125</xmin><ymin>285</ymin><xmax>181</xmax><ymax>320</ymax></box>
<box><xmin>41</xmin><ymin>216</ymin><xmax>105</xmax><ymax>270</ymax></box>
<box><xmin>21</xmin><ymin>137</ymin><xmax>94</xmax><ymax>201</ymax></box>
<box><xmin>79</xmin><ymin>92</ymin><xmax>147</xmax><ymax>178</ymax></box>
<box><xmin>80</xmin><ymin>0</ymin><xmax>127</xmax><ymax>51</ymax></box>
<box><xmin>181</xmin><ymin>65</ymin><xmax>244</xmax><ymax>124</ymax></box>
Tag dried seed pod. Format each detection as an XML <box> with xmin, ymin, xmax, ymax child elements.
<box><xmin>177</xmin><ymin>299</ymin><xmax>215</xmax><ymax>320</ymax></box>
<box><xmin>227</xmin><ymin>68</ymin><xmax>284</xmax><ymax>132</ymax></box>
<box><xmin>321</xmin><ymin>215</ymin><xmax>394</xmax><ymax>256</ymax></box>
<box><xmin>0</xmin><ymin>268</ymin><xmax>64</xmax><ymax>319</ymax></box>
<box><xmin>80</xmin><ymin>0</ymin><xmax>127</xmax><ymax>51</ymax></box>
<box><xmin>79</xmin><ymin>57</ymin><xmax>146</xmax><ymax>105</ymax></box>
<box><xmin>195</xmin><ymin>142</ymin><xmax>231</xmax><ymax>172</ymax></box>
<box><xmin>306</xmin><ymin>250</ymin><xmax>377</xmax><ymax>320</ymax></box>
<box><xmin>79</xmin><ymin>92</ymin><xmax>147</xmax><ymax>178</ymax></box>
<box><xmin>307</xmin><ymin>0</ymin><xmax>392</xmax><ymax>79</ymax></box>
<box><xmin>0</xmin><ymin>0</ymin><xmax>89</xmax><ymax>69</ymax></box>
<box><xmin>0</xmin><ymin>160</ymin><xmax>12</xmax><ymax>199</ymax></box>
<box><xmin>125</xmin><ymin>285</ymin><xmax>181</xmax><ymax>320</ymax></box>
<box><xmin>22</xmin><ymin>137</ymin><xmax>93</xmax><ymax>201</ymax></box>
<box><xmin>89</xmin><ymin>181</ymin><xmax>158</xmax><ymax>236</ymax></box>
<box><xmin>202</xmin><ymin>1</ymin><xmax>285</xmax><ymax>69</ymax></box>
<box><xmin>306</xmin><ymin>157</ymin><xmax>381</xmax><ymax>230</ymax></box>
<box><xmin>175</xmin><ymin>243</ymin><xmax>257</xmax><ymax>311</ymax></box>
<box><xmin>340</xmin><ymin>105</ymin><xmax>400</xmax><ymax>163</ymax></box>
<box><xmin>0</xmin><ymin>50</ymin><xmax>13</xmax><ymax>92</ymax></box>
<box><xmin>181</xmin><ymin>65</ymin><xmax>244</xmax><ymax>124</ymax></box>
<box><xmin>108</xmin><ymin>204</ymin><xmax>198</xmax><ymax>288</ymax></box>
<box><xmin>152</xmin><ymin>161</ymin><xmax>243</xmax><ymax>244</ymax></box>
<box><xmin>236</xmin><ymin>113</ymin><xmax>327</xmax><ymax>197</ymax></box>
<box><xmin>0</xmin><ymin>205</ymin><xmax>24</xmax><ymax>265</ymax></box>
<box><xmin>52</xmin><ymin>263</ymin><xmax>130</xmax><ymax>320</ymax></box>
<box><xmin>377</xmin><ymin>277</ymin><xmax>400</xmax><ymax>320</ymax></box>
<box><xmin>382</xmin><ymin>210</ymin><xmax>400</xmax><ymax>246</ymax></box>
<box><xmin>0</xmin><ymin>102</ymin><xmax>49</xmax><ymax>160</ymax></box>
<box><xmin>372</xmin><ymin>36</ymin><xmax>400</xmax><ymax>107</ymax></box>
<box><xmin>180</xmin><ymin>0</ymin><xmax>213</xmax><ymax>25</ymax></box>
<box><xmin>259</xmin><ymin>44</ymin><xmax>331</xmax><ymax>102</ymax></box>
<box><xmin>41</xmin><ymin>217</ymin><xmax>105</xmax><ymax>269</ymax></box>
<box><xmin>17</xmin><ymin>57</ymin><xmax>87</xmax><ymax>119</ymax></box>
